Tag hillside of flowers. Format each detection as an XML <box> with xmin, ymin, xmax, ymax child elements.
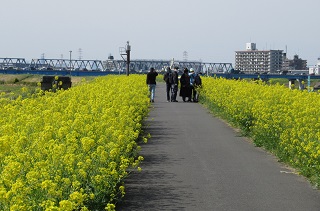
<box><xmin>200</xmin><ymin>77</ymin><xmax>320</xmax><ymax>187</ymax></box>
<box><xmin>0</xmin><ymin>75</ymin><xmax>149</xmax><ymax>210</ymax></box>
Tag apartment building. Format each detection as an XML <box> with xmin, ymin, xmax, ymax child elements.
<box><xmin>289</xmin><ymin>54</ymin><xmax>307</xmax><ymax>70</ymax></box>
<box><xmin>235</xmin><ymin>43</ymin><xmax>283</xmax><ymax>73</ymax></box>
<box><xmin>309</xmin><ymin>58</ymin><xmax>320</xmax><ymax>75</ymax></box>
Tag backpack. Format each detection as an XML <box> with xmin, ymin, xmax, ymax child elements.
<box><xmin>194</xmin><ymin>74</ymin><xmax>202</xmax><ymax>86</ymax></box>
<box><xmin>163</xmin><ymin>73</ymin><xmax>172</xmax><ymax>83</ymax></box>
<box><xmin>164</xmin><ymin>72</ymin><xmax>169</xmax><ymax>83</ymax></box>
<box><xmin>164</xmin><ymin>72</ymin><xmax>172</xmax><ymax>84</ymax></box>
<box><xmin>170</xmin><ymin>72</ymin><xmax>176</xmax><ymax>84</ymax></box>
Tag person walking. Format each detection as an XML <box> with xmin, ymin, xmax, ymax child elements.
<box><xmin>189</xmin><ymin>68</ymin><xmax>196</xmax><ymax>102</ymax></box>
<box><xmin>163</xmin><ymin>67</ymin><xmax>172</xmax><ymax>102</ymax></box>
<box><xmin>193</xmin><ymin>71</ymin><xmax>202</xmax><ymax>102</ymax></box>
<box><xmin>146</xmin><ymin>67</ymin><xmax>158</xmax><ymax>103</ymax></box>
<box><xmin>171</xmin><ymin>67</ymin><xmax>179</xmax><ymax>102</ymax></box>
<box><xmin>179</xmin><ymin>68</ymin><xmax>191</xmax><ymax>102</ymax></box>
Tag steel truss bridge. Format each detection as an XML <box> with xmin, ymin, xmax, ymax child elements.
<box><xmin>0</xmin><ymin>58</ymin><xmax>27</xmax><ymax>67</ymax></box>
<box><xmin>0</xmin><ymin>57</ymin><xmax>233</xmax><ymax>73</ymax></box>
<box><xmin>105</xmin><ymin>60</ymin><xmax>233</xmax><ymax>74</ymax></box>
<box><xmin>0</xmin><ymin>58</ymin><xmax>104</xmax><ymax>71</ymax></box>
<box><xmin>29</xmin><ymin>59</ymin><xmax>105</xmax><ymax>71</ymax></box>
<box><xmin>2</xmin><ymin>57</ymin><xmax>320</xmax><ymax>90</ymax></box>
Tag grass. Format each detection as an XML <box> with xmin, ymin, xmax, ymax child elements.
<box><xmin>0</xmin><ymin>74</ymin><xmax>96</xmax><ymax>98</ymax></box>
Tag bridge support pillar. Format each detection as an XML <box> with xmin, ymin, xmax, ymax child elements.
<box><xmin>289</xmin><ymin>79</ymin><xmax>295</xmax><ymax>89</ymax></box>
<box><xmin>289</xmin><ymin>79</ymin><xmax>305</xmax><ymax>90</ymax></box>
<box><xmin>297</xmin><ymin>79</ymin><xmax>305</xmax><ymax>90</ymax></box>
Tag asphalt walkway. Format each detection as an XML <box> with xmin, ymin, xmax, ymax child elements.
<box><xmin>117</xmin><ymin>83</ymin><xmax>320</xmax><ymax>211</ymax></box>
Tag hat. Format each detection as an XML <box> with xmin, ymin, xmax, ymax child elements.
<box><xmin>150</xmin><ymin>67</ymin><xmax>155</xmax><ymax>71</ymax></box>
<box><xmin>190</xmin><ymin>68</ymin><xmax>194</xmax><ymax>72</ymax></box>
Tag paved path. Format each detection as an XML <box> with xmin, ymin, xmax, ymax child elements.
<box><xmin>117</xmin><ymin>83</ymin><xmax>320</xmax><ymax>211</ymax></box>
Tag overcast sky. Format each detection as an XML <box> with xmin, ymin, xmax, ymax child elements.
<box><xmin>0</xmin><ymin>0</ymin><xmax>319</xmax><ymax>66</ymax></box>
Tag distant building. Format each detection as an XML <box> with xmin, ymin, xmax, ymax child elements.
<box><xmin>235</xmin><ymin>43</ymin><xmax>283</xmax><ymax>73</ymax></box>
<box><xmin>282</xmin><ymin>54</ymin><xmax>308</xmax><ymax>73</ymax></box>
<box><xmin>309</xmin><ymin>58</ymin><xmax>320</xmax><ymax>75</ymax></box>
<box><xmin>288</xmin><ymin>54</ymin><xmax>307</xmax><ymax>70</ymax></box>
<box><xmin>281</xmin><ymin>53</ymin><xmax>290</xmax><ymax>71</ymax></box>
<box><xmin>103</xmin><ymin>54</ymin><xmax>116</xmax><ymax>71</ymax></box>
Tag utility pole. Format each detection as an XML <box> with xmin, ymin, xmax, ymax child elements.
<box><xmin>69</xmin><ymin>50</ymin><xmax>72</xmax><ymax>76</ymax></box>
<box><xmin>78</xmin><ymin>48</ymin><xmax>82</xmax><ymax>60</ymax></box>
<box><xmin>183</xmin><ymin>51</ymin><xmax>188</xmax><ymax>61</ymax></box>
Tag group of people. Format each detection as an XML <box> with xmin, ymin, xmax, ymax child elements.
<box><xmin>146</xmin><ymin>66</ymin><xmax>202</xmax><ymax>103</ymax></box>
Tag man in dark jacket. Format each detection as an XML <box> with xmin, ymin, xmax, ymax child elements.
<box><xmin>193</xmin><ymin>72</ymin><xmax>202</xmax><ymax>102</ymax></box>
<box><xmin>146</xmin><ymin>67</ymin><xmax>158</xmax><ymax>102</ymax></box>
<box><xmin>163</xmin><ymin>67</ymin><xmax>172</xmax><ymax>102</ymax></box>
<box><xmin>171</xmin><ymin>67</ymin><xmax>179</xmax><ymax>102</ymax></box>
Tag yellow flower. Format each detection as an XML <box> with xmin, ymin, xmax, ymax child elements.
<box><xmin>200</xmin><ymin>77</ymin><xmax>320</xmax><ymax>186</ymax></box>
<box><xmin>119</xmin><ymin>185</ymin><xmax>125</xmax><ymax>195</ymax></box>
<box><xmin>59</xmin><ymin>200</ymin><xmax>73</xmax><ymax>211</ymax></box>
<box><xmin>105</xmin><ymin>203</ymin><xmax>115</xmax><ymax>211</ymax></box>
<box><xmin>0</xmin><ymin>75</ymin><xmax>150</xmax><ymax>209</ymax></box>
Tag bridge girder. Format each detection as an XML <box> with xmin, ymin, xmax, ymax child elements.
<box><xmin>0</xmin><ymin>57</ymin><xmax>233</xmax><ymax>73</ymax></box>
<box><xmin>30</xmin><ymin>59</ymin><xmax>104</xmax><ymax>70</ymax></box>
<box><xmin>105</xmin><ymin>60</ymin><xmax>233</xmax><ymax>73</ymax></box>
<box><xmin>0</xmin><ymin>58</ymin><xmax>27</xmax><ymax>68</ymax></box>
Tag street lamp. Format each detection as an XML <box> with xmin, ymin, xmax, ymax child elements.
<box><xmin>125</xmin><ymin>41</ymin><xmax>131</xmax><ymax>76</ymax></box>
<box><xmin>69</xmin><ymin>50</ymin><xmax>72</xmax><ymax>76</ymax></box>
<box><xmin>119</xmin><ymin>41</ymin><xmax>131</xmax><ymax>76</ymax></box>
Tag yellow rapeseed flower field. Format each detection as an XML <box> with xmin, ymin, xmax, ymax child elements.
<box><xmin>0</xmin><ymin>75</ymin><xmax>149</xmax><ymax>211</ymax></box>
<box><xmin>200</xmin><ymin>77</ymin><xmax>320</xmax><ymax>187</ymax></box>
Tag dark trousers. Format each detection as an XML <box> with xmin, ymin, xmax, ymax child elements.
<box><xmin>166</xmin><ymin>83</ymin><xmax>172</xmax><ymax>101</ymax></box>
<box><xmin>187</xmin><ymin>86</ymin><xmax>192</xmax><ymax>101</ymax></box>
<box><xmin>190</xmin><ymin>85</ymin><xmax>197</xmax><ymax>101</ymax></box>
<box><xmin>171</xmin><ymin>84</ymin><xmax>178</xmax><ymax>101</ymax></box>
